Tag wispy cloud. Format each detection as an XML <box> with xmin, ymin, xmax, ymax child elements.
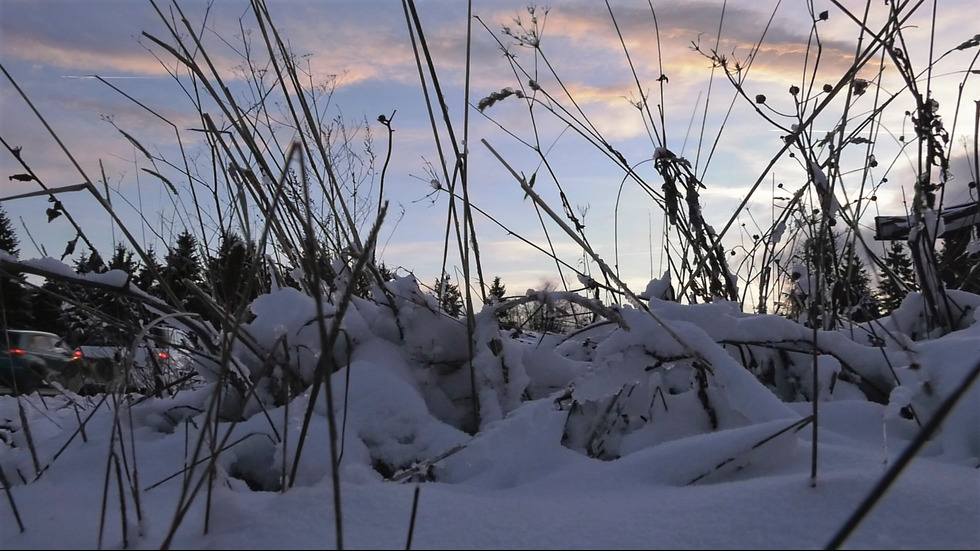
<box><xmin>2</xmin><ymin>0</ymin><xmax>977</xmax><ymax>286</ymax></box>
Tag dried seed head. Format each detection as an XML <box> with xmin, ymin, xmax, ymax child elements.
<box><xmin>852</xmin><ymin>78</ymin><xmax>869</xmax><ymax>96</ymax></box>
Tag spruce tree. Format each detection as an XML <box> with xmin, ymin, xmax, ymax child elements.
<box><xmin>57</xmin><ymin>250</ymin><xmax>101</xmax><ymax>345</ymax></box>
<box><xmin>108</xmin><ymin>243</ymin><xmax>139</xmax><ymax>275</ymax></box>
<box><xmin>29</xmin><ymin>279</ymin><xmax>67</xmax><ymax>336</ymax></box>
<box><xmin>524</xmin><ymin>280</ymin><xmax>564</xmax><ymax>333</ymax></box>
<box><xmin>434</xmin><ymin>272</ymin><xmax>463</xmax><ymax>317</ymax></box>
<box><xmin>486</xmin><ymin>275</ymin><xmax>512</xmax><ymax>327</ymax></box>
<box><xmin>782</xmin><ymin>227</ymin><xmax>879</xmax><ymax>326</ymax></box>
<box><xmin>208</xmin><ymin>231</ymin><xmax>269</xmax><ymax>322</ymax></box>
<box><xmin>782</xmin><ymin>227</ymin><xmax>834</xmax><ymax>326</ymax></box>
<box><xmin>162</xmin><ymin>231</ymin><xmax>207</xmax><ymax>315</ymax></box>
<box><xmin>937</xmin><ymin>227</ymin><xmax>980</xmax><ymax>294</ymax></box>
<box><xmin>354</xmin><ymin>261</ymin><xmax>395</xmax><ymax>301</ymax></box>
<box><xmin>0</xmin><ymin>205</ymin><xmax>31</xmax><ymax>328</ymax></box>
<box><xmin>377</xmin><ymin>262</ymin><xmax>394</xmax><ymax>282</ymax></box>
<box><xmin>487</xmin><ymin>276</ymin><xmax>506</xmax><ymax>304</ymax></box>
<box><xmin>75</xmin><ymin>250</ymin><xmax>106</xmax><ymax>275</ymax></box>
<box><xmin>136</xmin><ymin>246</ymin><xmax>164</xmax><ymax>298</ymax></box>
<box><xmin>877</xmin><ymin>241</ymin><xmax>918</xmax><ymax>314</ymax></box>
<box><xmin>0</xmin><ymin>206</ymin><xmax>19</xmax><ymax>257</ymax></box>
<box><xmin>835</xmin><ymin>240</ymin><xmax>880</xmax><ymax>322</ymax></box>
<box><xmin>103</xmin><ymin>243</ymin><xmax>145</xmax><ymax>344</ymax></box>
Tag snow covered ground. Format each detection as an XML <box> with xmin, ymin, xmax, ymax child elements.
<box><xmin>1</xmin><ymin>273</ymin><xmax>978</xmax><ymax>549</ymax></box>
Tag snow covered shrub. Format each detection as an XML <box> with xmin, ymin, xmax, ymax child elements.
<box><xmin>549</xmin><ymin>286</ymin><xmax>980</xmax><ymax>464</ymax></box>
<box><xmin>883</xmin><ymin>291</ymin><xmax>980</xmax><ymax>465</ymax></box>
<box><xmin>553</xmin><ymin>299</ymin><xmax>793</xmax><ymax>460</ymax></box>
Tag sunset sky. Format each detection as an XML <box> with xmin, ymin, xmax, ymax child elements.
<box><xmin>1</xmin><ymin>0</ymin><xmax>978</xmax><ymax>300</ymax></box>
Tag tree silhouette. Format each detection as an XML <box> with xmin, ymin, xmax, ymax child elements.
<box><xmin>136</xmin><ymin>246</ymin><xmax>165</xmax><ymax>298</ymax></box>
<box><xmin>101</xmin><ymin>243</ymin><xmax>145</xmax><ymax>343</ymax></box>
<box><xmin>877</xmin><ymin>241</ymin><xmax>918</xmax><ymax>314</ymax></box>
<box><xmin>162</xmin><ymin>230</ymin><xmax>208</xmax><ymax>316</ymax></box>
<box><xmin>486</xmin><ymin>275</ymin><xmax>513</xmax><ymax>327</ymax></box>
<box><xmin>59</xmin><ymin>250</ymin><xmax>107</xmax><ymax>345</ymax></box>
<box><xmin>0</xmin><ymin>205</ymin><xmax>31</xmax><ymax>328</ymax></box>
<box><xmin>834</xmin><ymin>240</ymin><xmax>880</xmax><ymax>322</ymax></box>
<box><xmin>936</xmin><ymin>227</ymin><xmax>980</xmax><ymax>294</ymax></box>
<box><xmin>487</xmin><ymin>276</ymin><xmax>506</xmax><ymax>304</ymax></box>
<box><xmin>208</xmin><ymin>231</ymin><xmax>270</xmax><ymax>323</ymax></box>
<box><xmin>783</xmin><ymin>228</ymin><xmax>880</xmax><ymax>326</ymax></box>
<box><xmin>434</xmin><ymin>272</ymin><xmax>462</xmax><ymax>317</ymax></box>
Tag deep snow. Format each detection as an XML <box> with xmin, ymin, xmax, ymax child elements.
<box><xmin>1</xmin><ymin>268</ymin><xmax>978</xmax><ymax>550</ymax></box>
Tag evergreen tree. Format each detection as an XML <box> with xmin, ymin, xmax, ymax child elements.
<box><xmin>280</xmin><ymin>244</ymin><xmax>335</xmax><ymax>296</ymax></box>
<box><xmin>162</xmin><ymin>231</ymin><xmax>207</xmax><ymax>315</ymax></box>
<box><xmin>29</xmin><ymin>278</ymin><xmax>70</xmax><ymax>337</ymax></box>
<box><xmin>0</xmin><ymin>206</ymin><xmax>19</xmax><ymax>257</ymax></box>
<box><xmin>782</xmin><ymin>228</ymin><xmax>879</xmax><ymax>326</ymax></box>
<box><xmin>834</xmin><ymin>240</ymin><xmax>880</xmax><ymax>322</ymax></box>
<box><xmin>486</xmin><ymin>275</ymin><xmax>513</xmax><ymax>327</ymax></box>
<box><xmin>375</xmin><ymin>262</ymin><xmax>395</xmax><ymax>285</ymax></box>
<box><xmin>136</xmin><ymin>246</ymin><xmax>165</xmax><ymax>298</ymax></box>
<box><xmin>75</xmin><ymin>250</ymin><xmax>106</xmax><ymax>275</ymax></box>
<box><xmin>1</xmin><ymin>230</ymin><xmax>154</xmax><ymax>340</ymax></box>
<box><xmin>937</xmin><ymin>227</ymin><xmax>980</xmax><ymax>294</ymax></box>
<box><xmin>524</xmin><ymin>280</ymin><xmax>565</xmax><ymax>333</ymax></box>
<box><xmin>487</xmin><ymin>276</ymin><xmax>506</xmax><ymax>304</ymax></box>
<box><xmin>101</xmin><ymin>243</ymin><xmax>145</xmax><ymax>344</ymax></box>
<box><xmin>210</xmin><ymin>231</ymin><xmax>248</xmax><ymax>314</ymax></box>
<box><xmin>782</xmin><ymin>228</ymin><xmax>832</xmax><ymax>326</ymax></box>
<box><xmin>434</xmin><ymin>272</ymin><xmax>463</xmax><ymax>317</ymax></box>
<box><xmin>0</xmin><ymin>205</ymin><xmax>31</xmax><ymax>328</ymax></box>
<box><xmin>877</xmin><ymin>241</ymin><xmax>918</xmax><ymax>313</ymax></box>
<box><xmin>108</xmin><ymin>243</ymin><xmax>139</xmax><ymax>275</ymax></box>
<box><xmin>60</xmin><ymin>249</ymin><xmax>120</xmax><ymax>345</ymax></box>
<box><xmin>357</xmin><ymin>261</ymin><xmax>395</xmax><ymax>301</ymax></box>
<box><xmin>208</xmin><ymin>231</ymin><xmax>270</xmax><ymax>322</ymax></box>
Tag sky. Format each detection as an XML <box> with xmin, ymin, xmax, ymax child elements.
<box><xmin>0</xmin><ymin>264</ymin><xmax>978</xmax><ymax>549</ymax></box>
<box><xmin>2</xmin><ymin>3</ymin><xmax>979</xmax><ymax>549</ymax></box>
<box><xmin>1</xmin><ymin>0</ymin><xmax>980</xmax><ymax>301</ymax></box>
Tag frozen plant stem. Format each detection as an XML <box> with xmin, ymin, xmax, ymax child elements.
<box><xmin>405</xmin><ymin>485</ymin><xmax>421</xmax><ymax>550</ymax></box>
<box><xmin>825</xmin><ymin>357</ymin><xmax>980</xmax><ymax>549</ymax></box>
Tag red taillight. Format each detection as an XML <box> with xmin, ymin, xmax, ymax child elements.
<box><xmin>10</xmin><ymin>348</ymin><xmax>25</xmax><ymax>356</ymax></box>
<box><xmin>73</xmin><ymin>349</ymin><xmax>84</xmax><ymax>359</ymax></box>
<box><xmin>157</xmin><ymin>351</ymin><xmax>169</xmax><ymax>360</ymax></box>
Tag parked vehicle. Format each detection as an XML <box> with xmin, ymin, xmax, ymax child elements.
<box><xmin>62</xmin><ymin>343</ymin><xmax>173</xmax><ymax>394</ymax></box>
<box><xmin>66</xmin><ymin>331</ymin><xmax>193</xmax><ymax>395</ymax></box>
<box><xmin>0</xmin><ymin>330</ymin><xmax>81</xmax><ymax>395</ymax></box>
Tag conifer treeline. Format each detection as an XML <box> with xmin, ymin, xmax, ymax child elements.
<box><xmin>1</xmin><ymin>203</ymin><xmax>977</xmax><ymax>343</ymax></box>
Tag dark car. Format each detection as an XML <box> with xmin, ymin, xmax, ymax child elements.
<box><xmin>0</xmin><ymin>330</ymin><xmax>81</xmax><ymax>395</ymax></box>
<box><xmin>70</xmin><ymin>342</ymin><xmax>173</xmax><ymax>394</ymax></box>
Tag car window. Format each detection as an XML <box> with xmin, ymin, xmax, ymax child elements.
<box><xmin>28</xmin><ymin>335</ymin><xmax>50</xmax><ymax>350</ymax></box>
<box><xmin>6</xmin><ymin>332</ymin><xmax>69</xmax><ymax>353</ymax></box>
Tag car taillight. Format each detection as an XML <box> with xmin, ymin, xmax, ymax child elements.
<box><xmin>73</xmin><ymin>349</ymin><xmax>84</xmax><ymax>359</ymax></box>
<box><xmin>157</xmin><ymin>351</ymin><xmax>169</xmax><ymax>360</ymax></box>
<box><xmin>10</xmin><ymin>348</ymin><xmax>25</xmax><ymax>356</ymax></box>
